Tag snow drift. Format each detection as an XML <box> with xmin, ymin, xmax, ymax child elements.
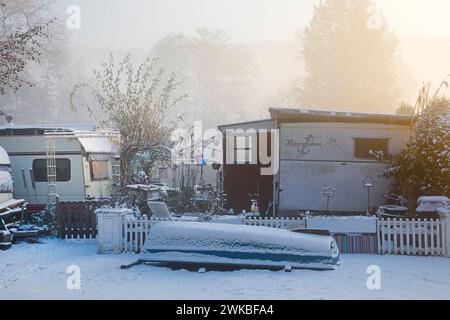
<box><xmin>144</xmin><ymin>221</ymin><xmax>341</xmax><ymax>270</ymax></box>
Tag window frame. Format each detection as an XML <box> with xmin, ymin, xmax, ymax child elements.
<box><xmin>353</xmin><ymin>138</ymin><xmax>390</xmax><ymax>161</ymax></box>
<box><xmin>89</xmin><ymin>160</ymin><xmax>109</xmax><ymax>181</ymax></box>
<box><xmin>234</xmin><ymin>135</ymin><xmax>253</xmax><ymax>165</ymax></box>
<box><xmin>32</xmin><ymin>158</ymin><xmax>71</xmax><ymax>182</ymax></box>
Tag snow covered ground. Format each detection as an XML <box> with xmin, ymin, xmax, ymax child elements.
<box><xmin>1</xmin><ymin>238</ymin><xmax>450</xmax><ymax>300</ymax></box>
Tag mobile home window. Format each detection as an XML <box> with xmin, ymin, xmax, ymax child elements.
<box><xmin>354</xmin><ymin>138</ymin><xmax>389</xmax><ymax>160</ymax></box>
<box><xmin>32</xmin><ymin>159</ymin><xmax>71</xmax><ymax>182</ymax></box>
<box><xmin>90</xmin><ymin>160</ymin><xmax>109</xmax><ymax>181</ymax></box>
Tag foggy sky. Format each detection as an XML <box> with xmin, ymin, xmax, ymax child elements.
<box><xmin>61</xmin><ymin>0</ymin><xmax>450</xmax><ymax>48</ymax></box>
<box><xmin>57</xmin><ymin>0</ymin><xmax>450</xmax><ymax>113</ymax></box>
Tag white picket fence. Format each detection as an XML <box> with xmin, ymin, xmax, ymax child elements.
<box><xmin>378</xmin><ymin>218</ymin><xmax>446</xmax><ymax>256</ymax></box>
<box><xmin>244</xmin><ymin>217</ymin><xmax>306</xmax><ymax>230</ymax></box>
<box><xmin>120</xmin><ymin>215</ymin><xmax>447</xmax><ymax>256</ymax></box>
<box><xmin>122</xmin><ymin>215</ymin><xmax>170</xmax><ymax>253</ymax></box>
<box><xmin>121</xmin><ymin>216</ymin><xmax>306</xmax><ymax>252</ymax></box>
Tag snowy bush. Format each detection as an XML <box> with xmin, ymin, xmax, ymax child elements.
<box><xmin>30</xmin><ymin>202</ymin><xmax>57</xmax><ymax>236</ymax></box>
<box><xmin>384</xmin><ymin>98</ymin><xmax>450</xmax><ymax>206</ymax></box>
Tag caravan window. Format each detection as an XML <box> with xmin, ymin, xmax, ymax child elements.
<box><xmin>32</xmin><ymin>159</ymin><xmax>71</xmax><ymax>182</ymax></box>
<box><xmin>354</xmin><ymin>138</ymin><xmax>389</xmax><ymax>160</ymax></box>
<box><xmin>90</xmin><ymin>160</ymin><xmax>109</xmax><ymax>181</ymax></box>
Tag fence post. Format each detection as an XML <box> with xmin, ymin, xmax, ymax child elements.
<box><xmin>376</xmin><ymin>218</ymin><xmax>382</xmax><ymax>255</ymax></box>
<box><xmin>96</xmin><ymin>207</ymin><xmax>133</xmax><ymax>254</ymax></box>
<box><xmin>438</xmin><ymin>208</ymin><xmax>450</xmax><ymax>258</ymax></box>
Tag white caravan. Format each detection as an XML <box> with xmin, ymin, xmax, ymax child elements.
<box><xmin>0</xmin><ymin>126</ymin><xmax>119</xmax><ymax>211</ymax></box>
<box><xmin>0</xmin><ymin>146</ymin><xmax>14</xmax><ymax>204</ymax></box>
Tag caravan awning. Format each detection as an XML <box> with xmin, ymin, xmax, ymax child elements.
<box><xmin>78</xmin><ymin>137</ymin><xmax>113</xmax><ymax>154</ymax></box>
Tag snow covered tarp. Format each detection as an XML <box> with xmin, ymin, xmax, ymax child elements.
<box><xmin>144</xmin><ymin>221</ymin><xmax>341</xmax><ymax>271</ymax></box>
<box><xmin>416</xmin><ymin>196</ymin><xmax>449</xmax><ymax>213</ymax></box>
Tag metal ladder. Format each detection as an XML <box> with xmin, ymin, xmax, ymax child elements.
<box><xmin>111</xmin><ymin>143</ymin><xmax>121</xmax><ymax>198</ymax></box>
<box><xmin>45</xmin><ymin>134</ymin><xmax>57</xmax><ymax>203</ymax></box>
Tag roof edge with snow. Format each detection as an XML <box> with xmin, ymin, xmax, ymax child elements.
<box><xmin>269</xmin><ymin>107</ymin><xmax>413</xmax><ymax>125</ymax></box>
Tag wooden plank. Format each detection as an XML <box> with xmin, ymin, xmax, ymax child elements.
<box><xmin>430</xmin><ymin>219</ymin><xmax>435</xmax><ymax>256</ymax></box>
<box><xmin>412</xmin><ymin>219</ymin><xmax>416</xmax><ymax>255</ymax></box>
<box><xmin>418</xmin><ymin>219</ymin><xmax>422</xmax><ymax>255</ymax></box>
<box><xmin>0</xmin><ymin>199</ymin><xmax>25</xmax><ymax>212</ymax></box>
<box><xmin>424</xmin><ymin>219</ymin><xmax>429</xmax><ymax>256</ymax></box>
<box><xmin>399</xmin><ymin>218</ymin><xmax>404</xmax><ymax>255</ymax></box>
<box><xmin>88</xmin><ymin>201</ymin><xmax>95</xmax><ymax>239</ymax></box>
<box><xmin>123</xmin><ymin>215</ymin><xmax>127</xmax><ymax>252</ymax></box>
<box><xmin>75</xmin><ymin>202</ymin><xmax>82</xmax><ymax>239</ymax></box>
<box><xmin>65</xmin><ymin>203</ymin><xmax>72</xmax><ymax>239</ymax></box>
<box><xmin>386</xmin><ymin>219</ymin><xmax>391</xmax><ymax>254</ymax></box>
<box><xmin>139</xmin><ymin>218</ymin><xmax>144</xmax><ymax>252</ymax></box>
<box><xmin>80</xmin><ymin>202</ymin><xmax>87</xmax><ymax>239</ymax></box>
<box><xmin>57</xmin><ymin>202</ymin><xmax>64</xmax><ymax>239</ymax></box>
<box><xmin>393</xmin><ymin>219</ymin><xmax>398</xmax><ymax>254</ymax></box>
<box><xmin>405</xmin><ymin>220</ymin><xmax>410</xmax><ymax>255</ymax></box>
<box><xmin>377</xmin><ymin>219</ymin><xmax>382</xmax><ymax>255</ymax></box>
<box><xmin>437</xmin><ymin>219</ymin><xmax>442</xmax><ymax>256</ymax></box>
<box><xmin>442</xmin><ymin>219</ymin><xmax>447</xmax><ymax>256</ymax></box>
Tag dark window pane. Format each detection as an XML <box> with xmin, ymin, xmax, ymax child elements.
<box><xmin>32</xmin><ymin>159</ymin><xmax>71</xmax><ymax>182</ymax></box>
<box><xmin>354</xmin><ymin>138</ymin><xmax>389</xmax><ymax>160</ymax></box>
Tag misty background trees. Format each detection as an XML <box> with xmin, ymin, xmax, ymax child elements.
<box><xmin>152</xmin><ymin>29</ymin><xmax>257</xmax><ymax>128</ymax></box>
<box><xmin>0</xmin><ymin>1</ymin><xmax>52</xmax><ymax>95</ymax></box>
<box><xmin>0</xmin><ymin>0</ymin><xmax>445</xmax><ymax>128</ymax></box>
<box><xmin>298</xmin><ymin>0</ymin><xmax>399</xmax><ymax>113</ymax></box>
<box><xmin>0</xmin><ymin>0</ymin><xmax>82</xmax><ymax>124</ymax></box>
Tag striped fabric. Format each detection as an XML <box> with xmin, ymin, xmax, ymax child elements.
<box><xmin>333</xmin><ymin>233</ymin><xmax>378</xmax><ymax>254</ymax></box>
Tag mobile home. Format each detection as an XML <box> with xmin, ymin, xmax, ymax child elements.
<box><xmin>0</xmin><ymin>125</ymin><xmax>119</xmax><ymax>211</ymax></box>
<box><xmin>219</xmin><ymin>108</ymin><xmax>413</xmax><ymax>216</ymax></box>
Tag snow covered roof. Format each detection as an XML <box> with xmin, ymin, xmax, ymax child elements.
<box><xmin>78</xmin><ymin>137</ymin><xmax>113</xmax><ymax>154</ymax></box>
<box><xmin>0</xmin><ymin>123</ymin><xmax>96</xmax><ymax>131</ymax></box>
<box><xmin>0</xmin><ymin>146</ymin><xmax>10</xmax><ymax>165</ymax></box>
<box><xmin>269</xmin><ymin>107</ymin><xmax>413</xmax><ymax>125</ymax></box>
<box><xmin>0</xmin><ymin>124</ymin><xmax>97</xmax><ymax>136</ymax></box>
<box><xmin>217</xmin><ymin>119</ymin><xmax>276</xmax><ymax>131</ymax></box>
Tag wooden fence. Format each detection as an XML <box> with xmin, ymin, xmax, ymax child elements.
<box><xmin>378</xmin><ymin>218</ymin><xmax>445</xmax><ymax>256</ymax></box>
<box><xmin>57</xmin><ymin>201</ymin><xmax>109</xmax><ymax>239</ymax></box>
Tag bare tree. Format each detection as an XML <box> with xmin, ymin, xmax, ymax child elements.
<box><xmin>0</xmin><ymin>1</ymin><xmax>53</xmax><ymax>95</ymax></box>
<box><xmin>70</xmin><ymin>54</ymin><xmax>186</xmax><ymax>182</ymax></box>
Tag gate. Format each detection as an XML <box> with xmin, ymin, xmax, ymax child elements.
<box><xmin>57</xmin><ymin>200</ymin><xmax>109</xmax><ymax>239</ymax></box>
